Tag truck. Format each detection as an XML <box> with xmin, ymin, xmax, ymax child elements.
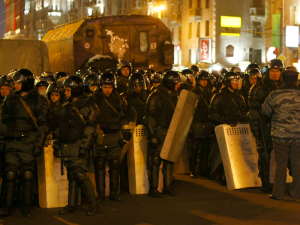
<box><xmin>42</xmin><ymin>15</ymin><xmax>174</xmax><ymax>74</ymax></box>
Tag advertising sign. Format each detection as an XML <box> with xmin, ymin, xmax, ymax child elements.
<box><xmin>199</xmin><ymin>39</ymin><xmax>211</xmax><ymax>62</ymax></box>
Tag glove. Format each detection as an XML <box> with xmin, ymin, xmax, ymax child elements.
<box><xmin>33</xmin><ymin>145</ymin><xmax>42</xmax><ymax>157</ymax></box>
<box><xmin>78</xmin><ymin>147</ymin><xmax>87</xmax><ymax>158</ymax></box>
<box><xmin>149</xmin><ymin>134</ymin><xmax>159</xmax><ymax>148</ymax></box>
<box><xmin>230</xmin><ymin>122</ymin><xmax>238</xmax><ymax>127</ymax></box>
<box><xmin>252</xmin><ymin>130</ymin><xmax>262</xmax><ymax>140</ymax></box>
<box><xmin>53</xmin><ymin>147</ymin><xmax>60</xmax><ymax>158</ymax></box>
<box><xmin>122</xmin><ymin>129</ymin><xmax>132</xmax><ymax>142</ymax></box>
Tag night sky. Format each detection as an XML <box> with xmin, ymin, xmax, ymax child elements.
<box><xmin>0</xmin><ymin>1</ymin><xmax>5</xmax><ymax>38</ymax></box>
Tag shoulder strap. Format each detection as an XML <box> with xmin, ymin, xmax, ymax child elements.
<box><xmin>73</xmin><ymin>106</ymin><xmax>86</xmax><ymax>125</ymax></box>
<box><xmin>19</xmin><ymin>97</ymin><xmax>39</xmax><ymax>130</ymax></box>
<box><xmin>156</xmin><ymin>89</ymin><xmax>176</xmax><ymax>109</ymax></box>
<box><xmin>231</xmin><ymin>98</ymin><xmax>241</xmax><ymax>116</ymax></box>
<box><xmin>104</xmin><ymin>99</ymin><xmax>120</xmax><ymax>117</ymax></box>
<box><xmin>200</xmin><ymin>94</ymin><xmax>209</xmax><ymax>108</ymax></box>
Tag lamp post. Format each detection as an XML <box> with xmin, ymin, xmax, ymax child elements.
<box><xmin>153</xmin><ymin>5</ymin><xmax>166</xmax><ymax>19</ymax></box>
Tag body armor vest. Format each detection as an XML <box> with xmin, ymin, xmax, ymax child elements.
<box><xmin>156</xmin><ymin>90</ymin><xmax>177</xmax><ymax>128</ymax></box>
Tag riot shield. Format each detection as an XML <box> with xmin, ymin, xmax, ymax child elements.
<box><xmin>160</xmin><ymin>90</ymin><xmax>199</xmax><ymax>162</ymax></box>
<box><xmin>215</xmin><ymin>124</ymin><xmax>262</xmax><ymax>190</ymax></box>
<box><xmin>37</xmin><ymin>140</ymin><xmax>68</xmax><ymax>208</ymax></box>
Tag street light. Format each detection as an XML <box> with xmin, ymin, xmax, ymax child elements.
<box><xmin>153</xmin><ymin>5</ymin><xmax>165</xmax><ymax>19</ymax></box>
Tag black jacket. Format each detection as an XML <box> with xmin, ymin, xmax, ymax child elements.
<box><xmin>209</xmin><ymin>87</ymin><xmax>247</xmax><ymax>126</ymax></box>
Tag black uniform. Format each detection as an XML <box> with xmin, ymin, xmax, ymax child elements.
<box><xmin>209</xmin><ymin>84</ymin><xmax>247</xmax><ymax>184</ymax></box>
<box><xmin>190</xmin><ymin>85</ymin><xmax>214</xmax><ymax>177</ymax></box>
<box><xmin>144</xmin><ymin>84</ymin><xmax>178</xmax><ymax>197</ymax></box>
<box><xmin>248</xmin><ymin>75</ymin><xmax>281</xmax><ymax>192</ymax></box>
<box><xmin>53</xmin><ymin>94</ymin><xmax>100</xmax><ymax>214</ymax></box>
<box><xmin>177</xmin><ymin>80</ymin><xmax>193</xmax><ymax>94</ymax></box>
<box><xmin>48</xmin><ymin>101</ymin><xmax>62</xmax><ymax>135</ymax></box>
<box><xmin>116</xmin><ymin>76</ymin><xmax>129</xmax><ymax>94</ymax></box>
<box><xmin>240</xmin><ymin>79</ymin><xmax>252</xmax><ymax>111</ymax></box>
<box><xmin>0</xmin><ymin>87</ymin><xmax>49</xmax><ymax>217</ymax></box>
<box><xmin>92</xmin><ymin>88</ymin><xmax>128</xmax><ymax>202</ymax></box>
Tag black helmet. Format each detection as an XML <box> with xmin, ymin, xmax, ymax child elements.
<box><xmin>84</xmin><ymin>74</ymin><xmax>100</xmax><ymax>87</ymax></box>
<box><xmin>230</xmin><ymin>66</ymin><xmax>243</xmax><ymax>77</ymax></box>
<box><xmin>248</xmin><ymin>68</ymin><xmax>261</xmax><ymax>78</ymax></box>
<box><xmin>55</xmin><ymin>71</ymin><xmax>68</xmax><ymax>80</ymax></box>
<box><xmin>99</xmin><ymin>72</ymin><xmax>117</xmax><ymax>89</ymax></box>
<box><xmin>150</xmin><ymin>72</ymin><xmax>162</xmax><ymax>84</ymax></box>
<box><xmin>62</xmin><ymin>76</ymin><xmax>84</xmax><ymax>97</ymax></box>
<box><xmin>281</xmin><ymin>69</ymin><xmax>298</xmax><ymax>84</ymax></box>
<box><xmin>42</xmin><ymin>71</ymin><xmax>55</xmax><ymax>82</ymax></box>
<box><xmin>181</xmin><ymin>69</ymin><xmax>194</xmax><ymax>76</ymax></box>
<box><xmin>267</xmin><ymin>59</ymin><xmax>283</xmax><ymax>71</ymax></box>
<box><xmin>246</xmin><ymin>63</ymin><xmax>260</xmax><ymax>71</ymax></box>
<box><xmin>195</xmin><ymin>70</ymin><xmax>210</xmax><ymax>84</ymax></box>
<box><xmin>129</xmin><ymin>72</ymin><xmax>147</xmax><ymax>92</ymax></box>
<box><xmin>0</xmin><ymin>76</ymin><xmax>14</xmax><ymax>89</ymax></box>
<box><xmin>162</xmin><ymin>71</ymin><xmax>181</xmax><ymax>91</ymax></box>
<box><xmin>219</xmin><ymin>68</ymin><xmax>228</xmax><ymax>76</ymax></box>
<box><xmin>224</xmin><ymin>72</ymin><xmax>241</xmax><ymax>90</ymax></box>
<box><xmin>46</xmin><ymin>82</ymin><xmax>64</xmax><ymax>101</ymax></box>
<box><xmin>137</xmin><ymin>69</ymin><xmax>146</xmax><ymax>76</ymax></box>
<box><xmin>76</xmin><ymin>68</ymin><xmax>90</xmax><ymax>78</ymax></box>
<box><xmin>285</xmin><ymin>66</ymin><xmax>298</xmax><ymax>72</ymax></box>
<box><xmin>190</xmin><ymin>65</ymin><xmax>199</xmax><ymax>73</ymax></box>
<box><xmin>12</xmin><ymin>69</ymin><xmax>35</xmax><ymax>92</ymax></box>
<box><xmin>118</xmin><ymin>60</ymin><xmax>131</xmax><ymax>76</ymax></box>
<box><xmin>88</xmin><ymin>67</ymin><xmax>101</xmax><ymax>75</ymax></box>
<box><xmin>35</xmin><ymin>76</ymin><xmax>53</xmax><ymax>88</ymax></box>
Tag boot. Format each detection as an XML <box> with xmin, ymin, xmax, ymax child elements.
<box><xmin>261</xmin><ymin>161</ymin><xmax>273</xmax><ymax>194</ymax></box>
<box><xmin>59</xmin><ymin>180</ymin><xmax>78</xmax><ymax>215</ymax></box>
<box><xmin>148</xmin><ymin>163</ymin><xmax>164</xmax><ymax>198</ymax></box>
<box><xmin>190</xmin><ymin>144</ymin><xmax>199</xmax><ymax>178</ymax></box>
<box><xmin>22</xmin><ymin>171</ymin><xmax>34</xmax><ymax>218</ymax></box>
<box><xmin>74</xmin><ymin>172</ymin><xmax>99</xmax><ymax>216</ymax></box>
<box><xmin>0</xmin><ymin>171</ymin><xmax>16</xmax><ymax>216</ymax></box>
<box><xmin>200</xmin><ymin>146</ymin><xmax>211</xmax><ymax>177</ymax></box>
<box><xmin>94</xmin><ymin>160</ymin><xmax>106</xmax><ymax>202</ymax></box>
<box><xmin>163</xmin><ymin>161</ymin><xmax>177</xmax><ymax>196</ymax></box>
<box><xmin>109</xmin><ymin>169</ymin><xmax>122</xmax><ymax>202</ymax></box>
<box><xmin>210</xmin><ymin>162</ymin><xmax>226</xmax><ymax>185</ymax></box>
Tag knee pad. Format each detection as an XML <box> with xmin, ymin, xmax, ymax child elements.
<box><xmin>5</xmin><ymin>163</ymin><xmax>18</xmax><ymax>174</ymax></box>
<box><xmin>73</xmin><ymin>172</ymin><xmax>87</xmax><ymax>183</ymax></box>
<box><xmin>109</xmin><ymin>159</ymin><xmax>119</xmax><ymax>170</ymax></box>
<box><xmin>5</xmin><ymin>170</ymin><xmax>16</xmax><ymax>182</ymax></box>
<box><xmin>152</xmin><ymin>156</ymin><xmax>161</xmax><ymax>167</ymax></box>
<box><xmin>23</xmin><ymin>170</ymin><xmax>34</xmax><ymax>182</ymax></box>
<box><xmin>94</xmin><ymin>159</ymin><xmax>105</xmax><ymax>171</ymax></box>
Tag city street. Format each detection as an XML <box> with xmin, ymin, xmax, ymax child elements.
<box><xmin>1</xmin><ymin>174</ymin><xmax>300</xmax><ymax>225</ymax></box>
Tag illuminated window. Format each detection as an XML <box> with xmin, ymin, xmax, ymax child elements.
<box><xmin>189</xmin><ymin>0</ymin><xmax>192</xmax><ymax>8</ymax></box>
<box><xmin>139</xmin><ymin>32</ymin><xmax>149</xmax><ymax>53</ymax></box>
<box><xmin>197</xmin><ymin>0</ymin><xmax>201</xmax><ymax>8</ymax></box>
<box><xmin>205</xmin><ymin>20</ymin><xmax>209</xmax><ymax>36</ymax></box>
<box><xmin>252</xmin><ymin>22</ymin><xmax>262</xmax><ymax>37</ymax></box>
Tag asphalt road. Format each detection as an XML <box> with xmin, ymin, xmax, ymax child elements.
<box><xmin>1</xmin><ymin>174</ymin><xmax>300</xmax><ymax>225</ymax></box>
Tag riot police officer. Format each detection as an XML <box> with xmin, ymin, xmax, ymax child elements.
<box><xmin>208</xmin><ymin>70</ymin><xmax>219</xmax><ymax>90</ymax></box>
<box><xmin>177</xmin><ymin>69</ymin><xmax>195</xmax><ymax>93</ymax></box>
<box><xmin>116</xmin><ymin>61</ymin><xmax>131</xmax><ymax>94</ymax></box>
<box><xmin>35</xmin><ymin>76</ymin><xmax>52</xmax><ymax>97</ymax></box>
<box><xmin>0</xmin><ymin>75</ymin><xmax>14</xmax><ymax>203</ymax></box>
<box><xmin>241</xmin><ymin>68</ymin><xmax>260</xmax><ymax>111</ymax></box>
<box><xmin>46</xmin><ymin>82</ymin><xmax>64</xmax><ymax>137</ymax></box>
<box><xmin>0</xmin><ymin>69</ymin><xmax>49</xmax><ymax>218</ymax></box>
<box><xmin>144</xmin><ymin>71</ymin><xmax>180</xmax><ymax>197</ymax></box>
<box><xmin>209</xmin><ymin>72</ymin><xmax>247</xmax><ymax>184</ymax></box>
<box><xmin>92</xmin><ymin>72</ymin><xmax>129</xmax><ymax>202</ymax></box>
<box><xmin>84</xmin><ymin>73</ymin><xmax>100</xmax><ymax>99</ymax></box>
<box><xmin>248</xmin><ymin>59</ymin><xmax>283</xmax><ymax>193</ymax></box>
<box><xmin>53</xmin><ymin>76</ymin><xmax>100</xmax><ymax>216</ymax></box>
<box><xmin>88</xmin><ymin>67</ymin><xmax>101</xmax><ymax>75</ymax></box>
<box><xmin>55</xmin><ymin>71</ymin><xmax>69</xmax><ymax>81</ymax></box>
<box><xmin>212</xmin><ymin>68</ymin><xmax>227</xmax><ymax>94</ymax></box>
<box><xmin>190</xmin><ymin>70</ymin><xmax>214</xmax><ymax>178</ymax></box>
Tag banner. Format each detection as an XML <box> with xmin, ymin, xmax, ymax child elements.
<box><xmin>272</xmin><ymin>14</ymin><xmax>281</xmax><ymax>48</ymax></box>
<box><xmin>199</xmin><ymin>39</ymin><xmax>211</xmax><ymax>62</ymax></box>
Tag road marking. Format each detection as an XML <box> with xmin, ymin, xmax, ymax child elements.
<box><xmin>54</xmin><ymin>216</ymin><xmax>80</xmax><ymax>225</ymax></box>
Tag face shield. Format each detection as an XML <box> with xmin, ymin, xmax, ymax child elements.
<box><xmin>230</xmin><ymin>76</ymin><xmax>242</xmax><ymax>90</ymax></box>
<box><xmin>132</xmin><ymin>79</ymin><xmax>147</xmax><ymax>92</ymax></box>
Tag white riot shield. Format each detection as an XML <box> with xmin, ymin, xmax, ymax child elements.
<box><xmin>160</xmin><ymin>90</ymin><xmax>199</xmax><ymax>163</ymax></box>
<box><xmin>37</xmin><ymin>141</ymin><xmax>68</xmax><ymax>208</ymax></box>
<box><xmin>215</xmin><ymin>124</ymin><xmax>262</xmax><ymax>190</ymax></box>
<box><xmin>127</xmin><ymin>125</ymin><xmax>163</xmax><ymax>194</ymax></box>
<box><xmin>127</xmin><ymin>125</ymin><xmax>149</xmax><ymax>194</ymax></box>
<box><xmin>174</xmin><ymin>139</ymin><xmax>190</xmax><ymax>174</ymax></box>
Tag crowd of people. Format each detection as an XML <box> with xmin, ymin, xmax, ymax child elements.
<box><xmin>0</xmin><ymin>58</ymin><xmax>298</xmax><ymax>218</ymax></box>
